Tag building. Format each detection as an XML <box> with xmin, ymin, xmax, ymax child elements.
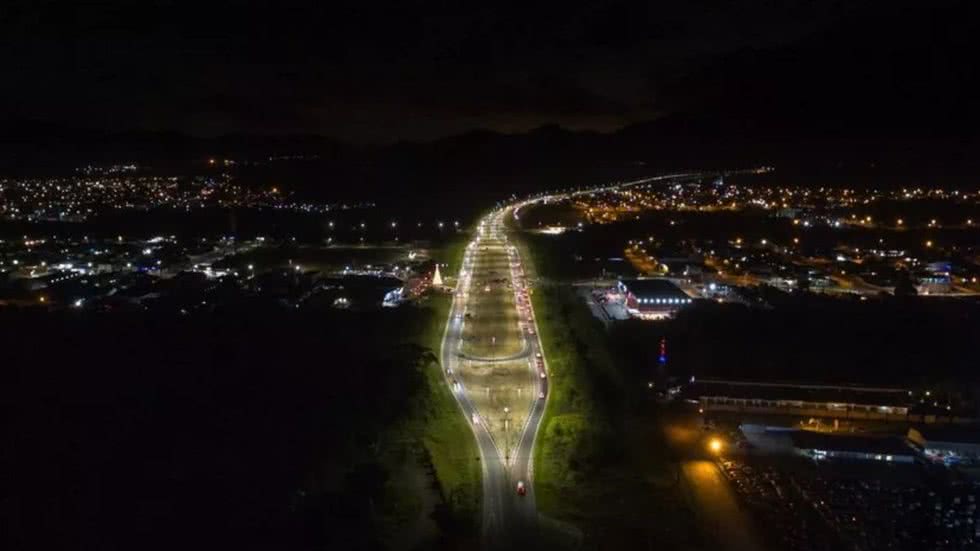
<box><xmin>791</xmin><ymin>431</ymin><xmax>918</xmax><ymax>463</ymax></box>
<box><xmin>908</xmin><ymin>426</ymin><xmax>980</xmax><ymax>465</ymax></box>
<box><xmin>694</xmin><ymin>379</ymin><xmax>911</xmax><ymax>420</ymax></box>
<box><xmin>617</xmin><ymin>278</ymin><xmax>693</xmax><ymax>318</ymax></box>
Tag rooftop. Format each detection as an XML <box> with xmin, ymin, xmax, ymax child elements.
<box><xmin>692</xmin><ymin>379</ymin><xmax>911</xmax><ymax>408</ymax></box>
<box><xmin>619</xmin><ymin>278</ymin><xmax>689</xmax><ymax>299</ymax></box>
<box><xmin>911</xmin><ymin>425</ymin><xmax>980</xmax><ymax>445</ymax></box>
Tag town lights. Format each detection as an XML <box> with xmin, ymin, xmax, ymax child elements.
<box><xmin>708</xmin><ymin>438</ymin><xmax>723</xmax><ymax>454</ymax></box>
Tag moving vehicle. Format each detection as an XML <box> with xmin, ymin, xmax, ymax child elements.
<box><xmin>516</xmin><ymin>480</ymin><xmax>526</xmax><ymax>496</ymax></box>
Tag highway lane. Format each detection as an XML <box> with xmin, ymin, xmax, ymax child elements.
<box><xmin>439</xmin><ymin>209</ymin><xmax>548</xmax><ymax>549</ymax></box>
<box><xmin>441</xmin><ymin>175</ymin><xmax>699</xmax><ymax>548</ymax></box>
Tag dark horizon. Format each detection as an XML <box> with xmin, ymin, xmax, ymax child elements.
<box><xmin>3</xmin><ymin>0</ymin><xmax>978</xmax><ymax>144</ymax></box>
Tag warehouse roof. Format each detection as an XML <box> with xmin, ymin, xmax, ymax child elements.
<box><xmin>692</xmin><ymin>379</ymin><xmax>910</xmax><ymax>408</ymax></box>
<box><xmin>619</xmin><ymin>278</ymin><xmax>689</xmax><ymax>299</ymax></box>
<box><xmin>912</xmin><ymin>426</ymin><xmax>980</xmax><ymax>445</ymax></box>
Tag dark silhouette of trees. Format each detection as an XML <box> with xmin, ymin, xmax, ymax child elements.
<box><xmin>1</xmin><ymin>304</ymin><xmax>440</xmax><ymax>551</ymax></box>
<box><xmin>894</xmin><ymin>269</ymin><xmax>918</xmax><ymax>298</ymax></box>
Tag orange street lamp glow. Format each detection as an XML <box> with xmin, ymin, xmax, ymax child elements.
<box><xmin>709</xmin><ymin>438</ymin><xmax>723</xmax><ymax>454</ymax></box>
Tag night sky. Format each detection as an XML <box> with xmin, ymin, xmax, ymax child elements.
<box><xmin>2</xmin><ymin>0</ymin><xmax>977</xmax><ymax>143</ymax></box>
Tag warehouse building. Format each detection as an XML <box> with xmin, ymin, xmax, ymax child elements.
<box><xmin>617</xmin><ymin>278</ymin><xmax>693</xmax><ymax>318</ymax></box>
<box><xmin>694</xmin><ymin>379</ymin><xmax>911</xmax><ymax>420</ymax></box>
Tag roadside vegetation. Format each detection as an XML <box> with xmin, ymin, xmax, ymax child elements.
<box><xmin>3</xmin><ymin>246</ymin><xmax>480</xmax><ymax>551</ymax></box>
<box><xmin>397</xmin><ymin>292</ymin><xmax>482</xmax><ymax>531</ymax></box>
<box><xmin>518</xmin><ymin>236</ymin><xmax>703</xmax><ymax>549</ymax></box>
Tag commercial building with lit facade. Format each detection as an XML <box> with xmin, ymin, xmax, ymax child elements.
<box><xmin>617</xmin><ymin>278</ymin><xmax>692</xmax><ymax>318</ymax></box>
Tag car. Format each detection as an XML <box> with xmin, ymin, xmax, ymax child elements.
<box><xmin>472</xmin><ymin>413</ymin><xmax>480</xmax><ymax>425</ymax></box>
<box><xmin>539</xmin><ymin>371</ymin><xmax>546</xmax><ymax>379</ymax></box>
<box><xmin>535</xmin><ymin>352</ymin><xmax>542</xmax><ymax>359</ymax></box>
<box><xmin>516</xmin><ymin>481</ymin><xmax>526</xmax><ymax>496</ymax></box>
<box><xmin>446</xmin><ymin>368</ymin><xmax>453</xmax><ymax>375</ymax></box>
<box><xmin>539</xmin><ymin>391</ymin><xmax>545</xmax><ymax>399</ymax></box>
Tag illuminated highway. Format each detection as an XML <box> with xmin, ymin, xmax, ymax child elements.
<box><xmin>440</xmin><ymin>208</ymin><xmax>548</xmax><ymax>549</ymax></box>
<box><xmin>440</xmin><ymin>175</ymin><xmax>701</xmax><ymax>548</ymax></box>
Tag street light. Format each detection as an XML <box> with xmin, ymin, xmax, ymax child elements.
<box><xmin>708</xmin><ymin>437</ymin><xmax>723</xmax><ymax>454</ymax></box>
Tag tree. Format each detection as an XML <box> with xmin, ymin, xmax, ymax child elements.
<box><xmin>894</xmin><ymin>269</ymin><xmax>918</xmax><ymax>298</ymax></box>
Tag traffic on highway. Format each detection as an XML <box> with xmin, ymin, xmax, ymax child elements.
<box><xmin>440</xmin><ymin>208</ymin><xmax>549</xmax><ymax>549</ymax></box>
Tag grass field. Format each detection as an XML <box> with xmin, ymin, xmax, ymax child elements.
<box><xmin>390</xmin><ymin>292</ymin><xmax>482</xmax><ymax>535</ymax></box>
<box><xmin>518</xmin><ymin>231</ymin><xmax>701</xmax><ymax>548</ymax></box>
<box><xmin>429</xmin><ymin>230</ymin><xmax>470</xmax><ymax>277</ymax></box>
<box><xmin>528</xmin><ymin>284</ymin><xmax>609</xmax><ymax>513</ymax></box>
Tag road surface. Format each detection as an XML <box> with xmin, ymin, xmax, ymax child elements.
<box><xmin>440</xmin><ymin>209</ymin><xmax>548</xmax><ymax>549</ymax></box>
<box><xmin>440</xmin><ymin>175</ymin><xmax>701</xmax><ymax>548</ymax></box>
